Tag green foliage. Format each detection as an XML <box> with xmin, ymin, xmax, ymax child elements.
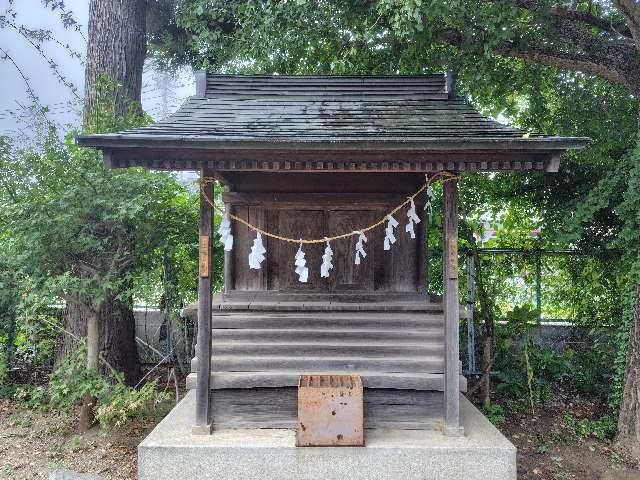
<box><xmin>0</xmin><ymin>235</ymin><xmax>19</xmax><ymax>367</ymax></box>
<box><xmin>562</xmin><ymin>414</ymin><xmax>617</xmax><ymax>441</ymax></box>
<box><xmin>11</xmin><ymin>280</ymin><xmax>60</xmax><ymax>366</ymax></box>
<box><xmin>0</xmin><ymin>75</ymin><xmax>203</xmax><ymax>323</ymax></box>
<box><xmin>0</xmin><ymin>256</ymin><xmax>62</xmax><ymax>370</ymax></box>
<box><xmin>483</xmin><ymin>403</ymin><xmax>506</xmax><ymax>427</ymax></box>
<box><xmin>48</xmin><ymin>346</ymin><xmax>105</xmax><ymax>411</ymax></box>
<box><xmin>95</xmin><ymin>379</ymin><xmax>171</xmax><ymax>430</ymax></box>
<box><xmin>493</xmin><ymin>303</ymin><xmax>613</xmax><ymax>407</ymax></box>
<box><xmin>535</xmin><ymin>439</ymin><xmax>550</xmax><ymax>455</ymax></box>
<box><xmin>48</xmin><ymin>345</ymin><xmax>171</xmax><ymax>429</ymax></box>
<box><xmin>12</xmin><ymin>384</ymin><xmax>48</xmax><ymax>410</ymax></box>
<box><xmin>495</xmin><ymin>339</ymin><xmax>613</xmax><ymax>408</ymax></box>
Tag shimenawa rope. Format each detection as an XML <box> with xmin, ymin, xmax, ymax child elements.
<box><xmin>199</xmin><ymin>171</ymin><xmax>457</xmax><ymax>244</ymax></box>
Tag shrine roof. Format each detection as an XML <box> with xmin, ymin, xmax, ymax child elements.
<box><xmin>76</xmin><ymin>74</ymin><xmax>589</xmax><ymax>172</ymax></box>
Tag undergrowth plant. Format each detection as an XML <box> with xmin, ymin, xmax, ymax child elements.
<box><xmin>562</xmin><ymin>414</ymin><xmax>617</xmax><ymax>441</ymax></box>
<box><xmin>493</xmin><ymin>304</ymin><xmax>613</xmax><ymax>416</ymax></box>
<box><xmin>17</xmin><ymin>344</ymin><xmax>173</xmax><ymax>430</ymax></box>
<box><xmin>483</xmin><ymin>404</ymin><xmax>507</xmax><ymax>427</ymax></box>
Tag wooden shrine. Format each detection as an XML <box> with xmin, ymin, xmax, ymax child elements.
<box><xmin>78</xmin><ymin>73</ymin><xmax>588</xmax><ymax>438</ymax></box>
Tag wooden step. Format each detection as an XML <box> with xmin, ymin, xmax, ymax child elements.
<box><xmin>211</xmin><ymin>312</ymin><xmax>444</xmax><ymax>329</ymax></box>
<box><xmin>181</xmin><ymin>296</ymin><xmax>445</xmax><ymax>321</ymax></box>
<box><xmin>191</xmin><ymin>307</ymin><xmax>454</xmax><ymax>392</ymax></box>
<box><xmin>186</xmin><ymin>371</ymin><xmax>467</xmax><ymax>392</ymax></box>
<box><xmin>210</xmin><ymin>341</ymin><xmax>444</xmax><ymax>356</ymax></box>
<box><xmin>211</xmin><ymin>327</ymin><xmax>444</xmax><ymax>342</ymax></box>
<box><xmin>194</xmin><ymin>354</ymin><xmax>444</xmax><ymax>373</ymax></box>
<box><xmin>212</xmin><ymin>298</ymin><xmax>445</xmax><ymax>313</ymax></box>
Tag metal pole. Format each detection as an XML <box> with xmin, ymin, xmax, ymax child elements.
<box><xmin>466</xmin><ymin>252</ymin><xmax>477</xmax><ymax>374</ymax></box>
<box><xmin>535</xmin><ymin>252</ymin><xmax>542</xmax><ymax>322</ymax></box>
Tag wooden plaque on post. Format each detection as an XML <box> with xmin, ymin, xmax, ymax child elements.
<box><xmin>199</xmin><ymin>235</ymin><xmax>210</xmax><ymax>278</ymax></box>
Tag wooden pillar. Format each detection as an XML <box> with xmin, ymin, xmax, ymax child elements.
<box><xmin>443</xmin><ymin>177</ymin><xmax>463</xmax><ymax>435</ymax></box>
<box><xmin>223</xmin><ymin>203</ymin><xmax>234</xmax><ymax>294</ymax></box>
<box><xmin>418</xmin><ymin>206</ymin><xmax>428</xmax><ymax>295</ymax></box>
<box><xmin>193</xmin><ymin>171</ymin><xmax>213</xmax><ymax>435</ymax></box>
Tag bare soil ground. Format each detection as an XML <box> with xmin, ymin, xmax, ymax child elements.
<box><xmin>0</xmin><ymin>398</ymin><xmax>150</xmax><ymax>479</ymax></box>
<box><xmin>1</xmin><ymin>395</ymin><xmax>639</xmax><ymax>479</ymax></box>
<box><xmin>500</xmin><ymin>397</ymin><xmax>640</xmax><ymax>480</ymax></box>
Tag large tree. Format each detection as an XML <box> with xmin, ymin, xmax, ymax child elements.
<box><xmin>64</xmin><ymin>0</ymin><xmax>148</xmax><ymax>418</ymax></box>
<box><xmin>84</xmin><ymin>0</ymin><xmax>147</xmax><ymax>118</ymax></box>
<box><xmin>1</xmin><ymin>0</ymin><xmax>199</xmax><ymax>431</ymax></box>
<box><xmin>78</xmin><ymin>0</ymin><xmax>145</xmax><ymax>423</ymax></box>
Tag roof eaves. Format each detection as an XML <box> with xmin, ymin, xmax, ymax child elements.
<box><xmin>76</xmin><ymin>134</ymin><xmax>591</xmax><ymax>152</ymax></box>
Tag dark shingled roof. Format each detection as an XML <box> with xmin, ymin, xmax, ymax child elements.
<box><xmin>77</xmin><ymin>74</ymin><xmax>589</xmax><ymax>171</ymax></box>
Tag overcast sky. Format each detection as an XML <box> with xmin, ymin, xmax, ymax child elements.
<box><xmin>0</xmin><ymin>0</ymin><xmax>195</xmax><ymax>140</ymax></box>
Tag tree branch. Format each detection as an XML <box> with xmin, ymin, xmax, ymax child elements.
<box><xmin>545</xmin><ymin>14</ymin><xmax>637</xmax><ymax>71</ymax></box>
<box><xmin>40</xmin><ymin>0</ymin><xmax>86</xmax><ymax>42</ymax></box>
<box><xmin>515</xmin><ymin>0</ymin><xmax>635</xmax><ymax>43</ymax></box>
<box><xmin>0</xmin><ymin>47</ymin><xmax>41</xmax><ymax>106</ymax></box>
<box><xmin>613</xmin><ymin>0</ymin><xmax>640</xmax><ymax>47</ymax></box>
<box><xmin>436</xmin><ymin>26</ymin><xmax>637</xmax><ymax>93</ymax></box>
<box><xmin>550</xmin><ymin>6</ymin><xmax>632</xmax><ymax>40</ymax></box>
<box><xmin>505</xmin><ymin>47</ymin><xmax>631</xmax><ymax>88</ymax></box>
<box><xmin>4</xmin><ymin>20</ymin><xmax>81</xmax><ymax>99</ymax></box>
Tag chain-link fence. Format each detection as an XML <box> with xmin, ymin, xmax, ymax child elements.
<box><xmin>134</xmin><ymin>306</ymin><xmax>195</xmax><ymax>374</ymax></box>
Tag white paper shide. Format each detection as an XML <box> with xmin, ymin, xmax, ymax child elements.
<box><xmin>248</xmin><ymin>232</ymin><xmax>266</xmax><ymax>269</ymax></box>
<box><xmin>405</xmin><ymin>198</ymin><xmax>421</xmax><ymax>239</ymax></box>
<box><xmin>354</xmin><ymin>231</ymin><xmax>367</xmax><ymax>265</ymax></box>
<box><xmin>218</xmin><ymin>214</ymin><xmax>234</xmax><ymax>251</ymax></box>
<box><xmin>383</xmin><ymin>215</ymin><xmax>399</xmax><ymax>251</ymax></box>
<box><xmin>424</xmin><ymin>185</ymin><xmax>434</xmax><ymax>216</ymax></box>
<box><xmin>320</xmin><ymin>241</ymin><xmax>334</xmax><ymax>278</ymax></box>
<box><xmin>294</xmin><ymin>244</ymin><xmax>309</xmax><ymax>282</ymax></box>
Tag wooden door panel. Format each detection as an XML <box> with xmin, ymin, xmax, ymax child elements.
<box><xmin>327</xmin><ymin>210</ymin><xmax>377</xmax><ymax>292</ymax></box>
<box><xmin>277</xmin><ymin>209</ymin><xmax>326</xmax><ymax>292</ymax></box>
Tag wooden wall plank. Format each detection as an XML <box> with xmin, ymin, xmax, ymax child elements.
<box><xmin>207</xmin><ymin>387</ymin><xmax>444</xmax><ymax>430</ymax></box>
<box><xmin>276</xmin><ymin>209</ymin><xmax>325</xmax><ymax>292</ymax></box>
<box><xmin>328</xmin><ymin>210</ymin><xmax>376</xmax><ymax>292</ymax></box>
<box><xmin>226</xmin><ymin>196</ymin><xmax>422</xmax><ymax>296</ymax></box>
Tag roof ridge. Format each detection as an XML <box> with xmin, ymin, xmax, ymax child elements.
<box><xmin>203</xmin><ymin>74</ymin><xmax>446</xmax><ymax>79</ymax></box>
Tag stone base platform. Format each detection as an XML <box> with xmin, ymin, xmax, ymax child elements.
<box><xmin>139</xmin><ymin>391</ymin><xmax>516</xmax><ymax>480</ymax></box>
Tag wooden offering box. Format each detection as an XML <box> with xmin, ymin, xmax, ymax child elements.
<box><xmin>296</xmin><ymin>374</ymin><xmax>364</xmax><ymax>447</ymax></box>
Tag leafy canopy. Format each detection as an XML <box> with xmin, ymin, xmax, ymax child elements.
<box><xmin>0</xmin><ymin>76</ymin><xmax>199</xmax><ymax>312</ymax></box>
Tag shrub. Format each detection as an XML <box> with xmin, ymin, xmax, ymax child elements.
<box><xmin>483</xmin><ymin>404</ymin><xmax>507</xmax><ymax>427</ymax></box>
<box><xmin>95</xmin><ymin>379</ymin><xmax>171</xmax><ymax>430</ymax></box>
<box><xmin>48</xmin><ymin>345</ymin><xmax>172</xmax><ymax>430</ymax></box>
<box><xmin>562</xmin><ymin>414</ymin><xmax>617</xmax><ymax>440</ymax></box>
<box><xmin>49</xmin><ymin>346</ymin><xmax>105</xmax><ymax>412</ymax></box>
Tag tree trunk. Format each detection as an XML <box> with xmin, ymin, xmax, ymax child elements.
<box><xmin>616</xmin><ymin>262</ymin><xmax>640</xmax><ymax>458</ymax></box>
<box><xmin>459</xmin><ymin>223</ymin><xmax>495</xmax><ymax>407</ymax></box>
<box><xmin>616</xmin><ymin>284</ymin><xmax>640</xmax><ymax>458</ymax></box>
<box><xmin>57</xmin><ymin>297</ymin><xmax>141</xmax><ymax>385</ymax></box>
<box><xmin>99</xmin><ymin>295</ymin><xmax>141</xmax><ymax>385</ymax></box>
<box><xmin>83</xmin><ymin>0</ymin><xmax>147</xmax><ymax>120</ymax></box>
<box><xmin>60</xmin><ymin>0</ymin><xmax>147</xmax><ymax>397</ymax></box>
<box><xmin>615</xmin><ymin>107</ymin><xmax>640</xmax><ymax>459</ymax></box>
<box><xmin>475</xmin><ymin>252</ymin><xmax>495</xmax><ymax>409</ymax></box>
<box><xmin>79</xmin><ymin>310</ymin><xmax>99</xmax><ymax>431</ymax></box>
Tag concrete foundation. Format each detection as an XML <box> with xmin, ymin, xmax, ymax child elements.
<box><xmin>139</xmin><ymin>391</ymin><xmax>516</xmax><ymax>480</ymax></box>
